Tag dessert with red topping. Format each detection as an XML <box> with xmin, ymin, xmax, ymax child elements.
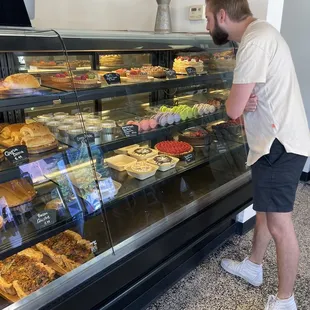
<box><xmin>141</xmin><ymin>66</ymin><xmax>166</xmax><ymax>78</ymax></box>
<box><xmin>126</xmin><ymin>68</ymin><xmax>149</xmax><ymax>82</ymax></box>
<box><xmin>173</xmin><ymin>56</ymin><xmax>204</xmax><ymax>74</ymax></box>
<box><xmin>155</xmin><ymin>141</ymin><xmax>193</xmax><ymax>157</ymax></box>
<box><xmin>73</xmin><ymin>72</ymin><xmax>99</xmax><ymax>86</ymax></box>
<box><xmin>51</xmin><ymin>72</ymin><xmax>71</xmax><ymax>83</ymax></box>
<box><xmin>115</xmin><ymin>68</ymin><xmax>128</xmax><ymax>77</ymax></box>
<box><xmin>179</xmin><ymin>127</ymin><xmax>212</xmax><ymax>147</ymax></box>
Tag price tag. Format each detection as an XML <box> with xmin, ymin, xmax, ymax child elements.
<box><xmin>30</xmin><ymin>210</ymin><xmax>57</xmax><ymax>230</ymax></box>
<box><xmin>215</xmin><ymin>141</ymin><xmax>227</xmax><ymax>153</ymax></box>
<box><xmin>186</xmin><ymin>67</ymin><xmax>197</xmax><ymax>76</ymax></box>
<box><xmin>182</xmin><ymin>152</ymin><xmax>195</xmax><ymax>163</ymax></box>
<box><xmin>74</xmin><ymin>133</ymin><xmax>95</xmax><ymax>144</ymax></box>
<box><xmin>121</xmin><ymin>125</ymin><xmax>139</xmax><ymax>137</ymax></box>
<box><xmin>166</xmin><ymin>69</ymin><xmax>177</xmax><ymax>79</ymax></box>
<box><xmin>104</xmin><ymin>73</ymin><xmax>121</xmax><ymax>85</ymax></box>
<box><xmin>4</xmin><ymin>145</ymin><xmax>28</xmax><ymax>164</ymax></box>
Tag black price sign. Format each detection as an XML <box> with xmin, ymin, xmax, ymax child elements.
<box><xmin>166</xmin><ymin>69</ymin><xmax>177</xmax><ymax>79</ymax></box>
<box><xmin>30</xmin><ymin>210</ymin><xmax>57</xmax><ymax>230</ymax></box>
<box><xmin>121</xmin><ymin>125</ymin><xmax>139</xmax><ymax>137</ymax></box>
<box><xmin>104</xmin><ymin>73</ymin><xmax>121</xmax><ymax>85</ymax></box>
<box><xmin>215</xmin><ymin>141</ymin><xmax>227</xmax><ymax>154</ymax></box>
<box><xmin>74</xmin><ymin>133</ymin><xmax>95</xmax><ymax>144</ymax></box>
<box><xmin>186</xmin><ymin>67</ymin><xmax>197</xmax><ymax>76</ymax></box>
<box><xmin>182</xmin><ymin>152</ymin><xmax>195</xmax><ymax>163</ymax></box>
<box><xmin>4</xmin><ymin>145</ymin><xmax>28</xmax><ymax>164</ymax></box>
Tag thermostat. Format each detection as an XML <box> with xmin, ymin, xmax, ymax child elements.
<box><xmin>189</xmin><ymin>5</ymin><xmax>205</xmax><ymax>21</ymax></box>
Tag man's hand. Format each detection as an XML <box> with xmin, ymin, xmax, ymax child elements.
<box><xmin>244</xmin><ymin>94</ymin><xmax>258</xmax><ymax>112</ymax></box>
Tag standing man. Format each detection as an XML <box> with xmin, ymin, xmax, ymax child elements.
<box><xmin>205</xmin><ymin>0</ymin><xmax>310</xmax><ymax>309</ymax></box>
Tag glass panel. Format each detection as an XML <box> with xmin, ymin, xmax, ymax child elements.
<box><xmin>0</xmin><ymin>28</ymin><xmax>112</xmax><ymax>309</ymax></box>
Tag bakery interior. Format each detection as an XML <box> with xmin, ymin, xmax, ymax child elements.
<box><xmin>0</xmin><ymin>2</ymin><xmax>253</xmax><ymax>309</ymax></box>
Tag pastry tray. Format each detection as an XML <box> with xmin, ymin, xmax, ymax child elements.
<box><xmin>27</xmin><ymin>141</ymin><xmax>59</xmax><ymax>155</ymax></box>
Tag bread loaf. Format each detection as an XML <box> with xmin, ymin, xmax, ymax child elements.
<box><xmin>20</xmin><ymin>123</ymin><xmax>51</xmax><ymax>138</ymax></box>
<box><xmin>3</xmin><ymin>73</ymin><xmax>40</xmax><ymax>89</ymax></box>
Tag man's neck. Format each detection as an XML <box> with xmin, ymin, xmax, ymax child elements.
<box><xmin>229</xmin><ymin>16</ymin><xmax>257</xmax><ymax>43</ymax></box>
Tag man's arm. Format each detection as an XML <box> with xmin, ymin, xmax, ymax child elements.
<box><xmin>225</xmin><ymin>83</ymin><xmax>256</xmax><ymax>120</ymax></box>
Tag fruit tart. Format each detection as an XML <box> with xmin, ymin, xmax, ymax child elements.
<box><xmin>51</xmin><ymin>72</ymin><xmax>71</xmax><ymax>83</ymax></box>
<box><xmin>179</xmin><ymin>127</ymin><xmax>212</xmax><ymax>147</ymax></box>
<box><xmin>73</xmin><ymin>72</ymin><xmax>99</xmax><ymax>87</ymax></box>
<box><xmin>155</xmin><ymin>141</ymin><xmax>193</xmax><ymax>157</ymax></box>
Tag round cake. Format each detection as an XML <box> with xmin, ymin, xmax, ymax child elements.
<box><xmin>126</xmin><ymin>69</ymin><xmax>149</xmax><ymax>82</ymax></box>
<box><xmin>179</xmin><ymin>127</ymin><xmax>212</xmax><ymax>147</ymax></box>
<box><xmin>155</xmin><ymin>141</ymin><xmax>193</xmax><ymax>157</ymax></box>
<box><xmin>152</xmin><ymin>155</ymin><xmax>173</xmax><ymax>165</ymax></box>
<box><xmin>173</xmin><ymin>56</ymin><xmax>204</xmax><ymax>74</ymax></box>
<box><xmin>100</xmin><ymin>55</ymin><xmax>124</xmax><ymax>67</ymax></box>
<box><xmin>73</xmin><ymin>72</ymin><xmax>99</xmax><ymax>87</ymax></box>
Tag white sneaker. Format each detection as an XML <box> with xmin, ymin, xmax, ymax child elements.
<box><xmin>265</xmin><ymin>295</ymin><xmax>297</xmax><ymax>310</ymax></box>
<box><xmin>221</xmin><ymin>257</ymin><xmax>263</xmax><ymax>287</ymax></box>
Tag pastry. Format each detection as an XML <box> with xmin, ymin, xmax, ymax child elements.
<box><xmin>0</xmin><ymin>178</ymin><xmax>36</xmax><ymax>208</ymax></box>
<box><xmin>155</xmin><ymin>141</ymin><xmax>193</xmax><ymax>157</ymax></box>
<box><xmin>141</xmin><ymin>66</ymin><xmax>166</xmax><ymax>78</ymax></box>
<box><xmin>173</xmin><ymin>56</ymin><xmax>204</xmax><ymax>74</ymax></box>
<box><xmin>0</xmin><ymin>249</ymin><xmax>54</xmax><ymax>298</ymax></box>
<box><xmin>140</xmin><ymin>120</ymin><xmax>150</xmax><ymax>131</ymax></box>
<box><xmin>51</xmin><ymin>72</ymin><xmax>71</xmax><ymax>83</ymax></box>
<box><xmin>128</xmin><ymin>147</ymin><xmax>158</xmax><ymax>160</ymax></box>
<box><xmin>126</xmin><ymin>69</ymin><xmax>149</xmax><ymax>82</ymax></box>
<box><xmin>209</xmin><ymin>50</ymin><xmax>236</xmax><ymax>71</ymax></box>
<box><xmin>1</xmin><ymin>124</ymin><xmax>24</xmax><ymax>141</ymax></box>
<box><xmin>147</xmin><ymin>155</ymin><xmax>180</xmax><ymax>172</ymax></box>
<box><xmin>0</xmin><ymin>123</ymin><xmax>8</xmax><ymax>132</ymax></box>
<box><xmin>130</xmin><ymin>162</ymin><xmax>154</xmax><ymax>173</ymax></box>
<box><xmin>115</xmin><ymin>68</ymin><xmax>127</xmax><ymax>77</ymax></box>
<box><xmin>179</xmin><ymin>127</ymin><xmax>212</xmax><ymax>146</ymax></box>
<box><xmin>45</xmin><ymin>198</ymin><xmax>64</xmax><ymax>211</ymax></box>
<box><xmin>73</xmin><ymin>72</ymin><xmax>99</xmax><ymax>86</ymax></box>
<box><xmin>36</xmin><ymin>230</ymin><xmax>94</xmax><ymax>272</ymax></box>
<box><xmin>100</xmin><ymin>55</ymin><xmax>124</xmax><ymax>67</ymax></box>
<box><xmin>0</xmin><ymin>215</ymin><xmax>3</xmax><ymax>229</ymax></box>
<box><xmin>3</xmin><ymin>73</ymin><xmax>40</xmax><ymax>89</ymax></box>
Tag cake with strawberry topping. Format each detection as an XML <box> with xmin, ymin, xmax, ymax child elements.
<box><xmin>73</xmin><ymin>72</ymin><xmax>99</xmax><ymax>86</ymax></box>
<box><xmin>155</xmin><ymin>141</ymin><xmax>193</xmax><ymax>157</ymax></box>
<box><xmin>126</xmin><ymin>69</ymin><xmax>149</xmax><ymax>82</ymax></box>
<box><xmin>173</xmin><ymin>56</ymin><xmax>204</xmax><ymax>74</ymax></box>
<box><xmin>51</xmin><ymin>72</ymin><xmax>71</xmax><ymax>83</ymax></box>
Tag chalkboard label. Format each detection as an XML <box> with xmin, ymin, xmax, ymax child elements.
<box><xmin>74</xmin><ymin>133</ymin><xmax>95</xmax><ymax>144</ymax></box>
<box><xmin>215</xmin><ymin>141</ymin><xmax>227</xmax><ymax>154</ymax></box>
<box><xmin>186</xmin><ymin>67</ymin><xmax>197</xmax><ymax>76</ymax></box>
<box><xmin>4</xmin><ymin>145</ymin><xmax>28</xmax><ymax>164</ymax></box>
<box><xmin>121</xmin><ymin>125</ymin><xmax>139</xmax><ymax>137</ymax></box>
<box><xmin>30</xmin><ymin>210</ymin><xmax>57</xmax><ymax>230</ymax></box>
<box><xmin>104</xmin><ymin>73</ymin><xmax>121</xmax><ymax>85</ymax></box>
<box><xmin>166</xmin><ymin>69</ymin><xmax>177</xmax><ymax>79</ymax></box>
<box><xmin>182</xmin><ymin>152</ymin><xmax>195</xmax><ymax>163</ymax></box>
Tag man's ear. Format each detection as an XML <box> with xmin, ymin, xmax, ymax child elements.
<box><xmin>218</xmin><ymin>9</ymin><xmax>227</xmax><ymax>23</ymax></box>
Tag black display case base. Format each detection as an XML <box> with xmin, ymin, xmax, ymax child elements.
<box><xmin>236</xmin><ymin>216</ymin><xmax>256</xmax><ymax>236</ymax></box>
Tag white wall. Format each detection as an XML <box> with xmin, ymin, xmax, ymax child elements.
<box><xmin>281</xmin><ymin>0</ymin><xmax>310</xmax><ymax>172</ymax></box>
<box><xmin>32</xmin><ymin>0</ymin><xmax>269</xmax><ymax>32</ymax></box>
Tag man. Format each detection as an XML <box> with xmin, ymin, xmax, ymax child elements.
<box><xmin>205</xmin><ymin>0</ymin><xmax>310</xmax><ymax>309</ymax></box>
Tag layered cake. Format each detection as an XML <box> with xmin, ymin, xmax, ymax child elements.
<box><xmin>209</xmin><ymin>50</ymin><xmax>236</xmax><ymax>71</ymax></box>
<box><xmin>141</xmin><ymin>66</ymin><xmax>166</xmax><ymax>78</ymax></box>
<box><xmin>179</xmin><ymin>127</ymin><xmax>212</xmax><ymax>147</ymax></box>
<box><xmin>126</xmin><ymin>69</ymin><xmax>149</xmax><ymax>82</ymax></box>
<box><xmin>173</xmin><ymin>56</ymin><xmax>204</xmax><ymax>74</ymax></box>
<box><xmin>100</xmin><ymin>55</ymin><xmax>124</xmax><ymax>67</ymax></box>
<box><xmin>155</xmin><ymin>141</ymin><xmax>193</xmax><ymax>157</ymax></box>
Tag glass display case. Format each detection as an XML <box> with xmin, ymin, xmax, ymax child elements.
<box><xmin>0</xmin><ymin>28</ymin><xmax>252</xmax><ymax>310</ymax></box>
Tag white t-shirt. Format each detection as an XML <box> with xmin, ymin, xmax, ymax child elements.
<box><xmin>233</xmin><ymin>20</ymin><xmax>310</xmax><ymax>166</ymax></box>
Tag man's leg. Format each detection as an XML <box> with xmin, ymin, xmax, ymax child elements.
<box><xmin>249</xmin><ymin>212</ymin><xmax>272</xmax><ymax>265</ymax></box>
<box><xmin>266</xmin><ymin>212</ymin><xmax>299</xmax><ymax>299</ymax></box>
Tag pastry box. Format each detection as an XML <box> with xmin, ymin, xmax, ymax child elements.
<box><xmin>114</xmin><ymin>144</ymin><xmax>140</xmax><ymax>155</ymax></box>
<box><xmin>147</xmin><ymin>155</ymin><xmax>179</xmax><ymax>172</ymax></box>
<box><xmin>105</xmin><ymin>154</ymin><xmax>137</xmax><ymax>172</ymax></box>
<box><xmin>126</xmin><ymin>161</ymin><xmax>158</xmax><ymax>180</ymax></box>
<box><xmin>127</xmin><ymin>147</ymin><xmax>158</xmax><ymax>161</ymax></box>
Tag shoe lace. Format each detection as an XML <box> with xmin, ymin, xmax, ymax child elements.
<box><xmin>266</xmin><ymin>295</ymin><xmax>277</xmax><ymax>310</ymax></box>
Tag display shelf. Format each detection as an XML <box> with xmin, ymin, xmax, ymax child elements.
<box><xmin>84</xmin><ymin>138</ymin><xmax>246</xmax><ymax>220</ymax></box>
<box><xmin>0</xmin><ymin>73</ymin><xmax>233</xmax><ymax>112</ymax></box>
<box><xmin>0</xmin><ymin>181</ymin><xmax>83</xmax><ymax>260</ymax></box>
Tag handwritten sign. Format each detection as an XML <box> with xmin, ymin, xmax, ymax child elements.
<box><xmin>104</xmin><ymin>73</ymin><xmax>121</xmax><ymax>85</ymax></box>
<box><xmin>166</xmin><ymin>69</ymin><xmax>177</xmax><ymax>79</ymax></box>
<box><xmin>182</xmin><ymin>152</ymin><xmax>195</xmax><ymax>163</ymax></box>
<box><xmin>4</xmin><ymin>145</ymin><xmax>28</xmax><ymax>164</ymax></box>
<box><xmin>186</xmin><ymin>67</ymin><xmax>197</xmax><ymax>76</ymax></box>
<box><xmin>74</xmin><ymin>133</ymin><xmax>95</xmax><ymax>144</ymax></box>
<box><xmin>30</xmin><ymin>210</ymin><xmax>57</xmax><ymax>230</ymax></box>
<box><xmin>121</xmin><ymin>125</ymin><xmax>139</xmax><ymax>137</ymax></box>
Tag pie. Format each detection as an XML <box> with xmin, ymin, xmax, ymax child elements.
<box><xmin>0</xmin><ymin>248</ymin><xmax>55</xmax><ymax>298</ymax></box>
<box><xmin>36</xmin><ymin>230</ymin><xmax>94</xmax><ymax>272</ymax></box>
<box><xmin>155</xmin><ymin>141</ymin><xmax>193</xmax><ymax>157</ymax></box>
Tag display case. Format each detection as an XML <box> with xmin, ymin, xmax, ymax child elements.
<box><xmin>0</xmin><ymin>28</ymin><xmax>252</xmax><ymax>310</ymax></box>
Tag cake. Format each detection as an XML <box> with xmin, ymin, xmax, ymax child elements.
<box><xmin>128</xmin><ymin>147</ymin><xmax>158</xmax><ymax>160</ymax></box>
<box><xmin>115</xmin><ymin>68</ymin><xmax>128</xmax><ymax>77</ymax></box>
<box><xmin>209</xmin><ymin>50</ymin><xmax>236</xmax><ymax>71</ymax></box>
<box><xmin>173</xmin><ymin>56</ymin><xmax>204</xmax><ymax>74</ymax></box>
<box><xmin>73</xmin><ymin>72</ymin><xmax>99</xmax><ymax>86</ymax></box>
<box><xmin>155</xmin><ymin>141</ymin><xmax>193</xmax><ymax>157</ymax></box>
<box><xmin>126</xmin><ymin>69</ymin><xmax>149</xmax><ymax>82</ymax></box>
<box><xmin>51</xmin><ymin>72</ymin><xmax>71</xmax><ymax>83</ymax></box>
<box><xmin>141</xmin><ymin>66</ymin><xmax>166</xmax><ymax>78</ymax></box>
<box><xmin>212</xmin><ymin>119</ymin><xmax>242</xmax><ymax>140</ymax></box>
<box><xmin>100</xmin><ymin>55</ymin><xmax>124</xmax><ymax>67</ymax></box>
<box><xmin>179</xmin><ymin>127</ymin><xmax>212</xmax><ymax>147</ymax></box>
<box><xmin>147</xmin><ymin>155</ymin><xmax>180</xmax><ymax>171</ymax></box>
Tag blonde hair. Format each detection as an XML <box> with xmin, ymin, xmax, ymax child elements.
<box><xmin>206</xmin><ymin>0</ymin><xmax>252</xmax><ymax>22</ymax></box>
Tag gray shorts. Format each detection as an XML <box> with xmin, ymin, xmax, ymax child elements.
<box><xmin>251</xmin><ymin>139</ymin><xmax>306</xmax><ymax>213</ymax></box>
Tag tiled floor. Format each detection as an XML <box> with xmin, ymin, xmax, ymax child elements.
<box><xmin>147</xmin><ymin>184</ymin><xmax>310</xmax><ymax>310</ymax></box>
